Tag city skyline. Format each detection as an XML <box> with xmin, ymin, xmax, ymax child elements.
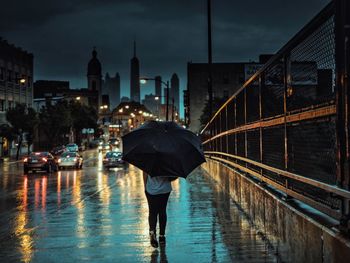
<box><xmin>1</xmin><ymin>0</ymin><xmax>328</xmax><ymax>112</ymax></box>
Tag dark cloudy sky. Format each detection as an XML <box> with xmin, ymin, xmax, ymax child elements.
<box><xmin>1</xmin><ymin>0</ymin><xmax>329</xmax><ymax>115</ymax></box>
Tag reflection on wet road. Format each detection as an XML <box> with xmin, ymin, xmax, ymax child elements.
<box><xmin>0</xmin><ymin>150</ymin><xmax>278</xmax><ymax>262</ymax></box>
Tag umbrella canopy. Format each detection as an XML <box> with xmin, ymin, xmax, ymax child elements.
<box><xmin>122</xmin><ymin>121</ymin><xmax>205</xmax><ymax>178</ymax></box>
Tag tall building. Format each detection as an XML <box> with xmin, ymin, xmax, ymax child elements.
<box><xmin>87</xmin><ymin>47</ymin><xmax>102</xmax><ymax>111</ymax></box>
<box><xmin>187</xmin><ymin>62</ymin><xmax>249</xmax><ymax>132</ymax></box>
<box><xmin>171</xmin><ymin>73</ymin><xmax>180</xmax><ymax>114</ymax></box>
<box><xmin>103</xmin><ymin>72</ymin><xmax>120</xmax><ymax>109</ymax></box>
<box><xmin>33</xmin><ymin>80</ymin><xmax>70</xmax><ymax>98</ymax></box>
<box><xmin>33</xmin><ymin>80</ymin><xmax>100</xmax><ymax>111</ymax></box>
<box><xmin>0</xmin><ymin>38</ymin><xmax>33</xmax><ymax>123</ymax></box>
<box><xmin>155</xmin><ymin>76</ymin><xmax>162</xmax><ymax>97</ymax></box>
<box><xmin>130</xmin><ymin>41</ymin><xmax>140</xmax><ymax>102</ymax></box>
<box><xmin>0</xmin><ymin>38</ymin><xmax>34</xmax><ymax>157</ymax></box>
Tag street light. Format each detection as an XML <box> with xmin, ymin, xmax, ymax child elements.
<box><xmin>140</xmin><ymin>77</ymin><xmax>170</xmax><ymax>121</ymax></box>
<box><xmin>15</xmin><ymin>77</ymin><xmax>26</xmax><ymax>85</ymax></box>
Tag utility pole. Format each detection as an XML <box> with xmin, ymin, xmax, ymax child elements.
<box><xmin>207</xmin><ymin>0</ymin><xmax>213</xmax><ymax>118</ymax></box>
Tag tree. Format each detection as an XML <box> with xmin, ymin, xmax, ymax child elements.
<box><xmin>6</xmin><ymin>104</ymin><xmax>38</xmax><ymax>160</ymax></box>
<box><xmin>0</xmin><ymin>124</ymin><xmax>16</xmax><ymax>156</ymax></box>
<box><xmin>38</xmin><ymin>100</ymin><xmax>72</xmax><ymax>149</ymax></box>
<box><xmin>68</xmin><ymin>101</ymin><xmax>98</xmax><ymax>145</ymax></box>
<box><xmin>199</xmin><ymin>97</ymin><xmax>227</xmax><ymax>130</ymax></box>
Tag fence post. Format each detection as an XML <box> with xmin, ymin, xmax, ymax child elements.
<box><xmin>244</xmin><ymin>89</ymin><xmax>248</xmax><ymax>169</ymax></box>
<box><xmin>259</xmin><ymin>73</ymin><xmax>265</xmax><ymax>184</ymax></box>
<box><xmin>284</xmin><ymin>54</ymin><xmax>292</xmax><ymax>199</ymax></box>
<box><xmin>335</xmin><ymin>0</ymin><xmax>350</xmax><ymax>232</ymax></box>
<box><xmin>234</xmin><ymin>100</ymin><xmax>237</xmax><ymax>158</ymax></box>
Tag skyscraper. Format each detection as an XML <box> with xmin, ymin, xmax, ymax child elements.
<box><xmin>155</xmin><ymin>75</ymin><xmax>162</xmax><ymax>97</ymax></box>
<box><xmin>130</xmin><ymin>41</ymin><xmax>140</xmax><ymax>102</ymax></box>
<box><xmin>171</xmin><ymin>73</ymin><xmax>180</xmax><ymax>114</ymax></box>
<box><xmin>103</xmin><ymin>72</ymin><xmax>120</xmax><ymax>109</ymax></box>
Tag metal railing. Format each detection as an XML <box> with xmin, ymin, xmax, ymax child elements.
<box><xmin>200</xmin><ymin>1</ymin><xmax>350</xmax><ymax>227</ymax></box>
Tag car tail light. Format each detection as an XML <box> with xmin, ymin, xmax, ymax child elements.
<box><xmin>42</xmin><ymin>157</ymin><xmax>48</xmax><ymax>162</ymax></box>
<box><xmin>23</xmin><ymin>158</ymin><xmax>28</xmax><ymax>162</ymax></box>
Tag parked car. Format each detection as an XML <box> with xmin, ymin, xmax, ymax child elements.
<box><xmin>98</xmin><ymin>143</ymin><xmax>111</xmax><ymax>152</ymax></box>
<box><xmin>89</xmin><ymin>138</ymin><xmax>104</xmax><ymax>149</ymax></box>
<box><xmin>24</xmin><ymin>152</ymin><xmax>58</xmax><ymax>174</ymax></box>
<box><xmin>66</xmin><ymin>143</ymin><xmax>79</xmax><ymax>152</ymax></box>
<box><xmin>102</xmin><ymin>151</ymin><xmax>125</xmax><ymax>169</ymax></box>
<box><xmin>108</xmin><ymin>138</ymin><xmax>120</xmax><ymax>147</ymax></box>
<box><xmin>57</xmin><ymin>152</ymin><xmax>83</xmax><ymax>169</ymax></box>
<box><xmin>51</xmin><ymin>145</ymin><xmax>67</xmax><ymax>156</ymax></box>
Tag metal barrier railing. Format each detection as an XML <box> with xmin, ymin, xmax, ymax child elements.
<box><xmin>200</xmin><ymin>0</ymin><xmax>350</xmax><ymax>228</ymax></box>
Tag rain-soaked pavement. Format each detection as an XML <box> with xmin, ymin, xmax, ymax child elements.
<box><xmin>0</xmin><ymin>150</ymin><xmax>278</xmax><ymax>263</ymax></box>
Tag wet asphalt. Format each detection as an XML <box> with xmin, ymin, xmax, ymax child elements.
<box><xmin>0</xmin><ymin>150</ymin><xmax>278</xmax><ymax>263</ymax></box>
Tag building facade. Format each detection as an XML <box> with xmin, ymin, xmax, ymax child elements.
<box><xmin>130</xmin><ymin>42</ymin><xmax>140</xmax><ymax>102</ymax></box>
<box><xmin>111</xmin><ymin>101</ymin><xmax>152</xmax><ymax>136</ymax></box>
<box><xmin>33</xmin><ymin>80</ymin><xmax>98</xmax><ymax>111</ymax></box>
<box><xmin>142</xmin><ymin>94</ymin><xmax>158</xmax><ymax>117</ymax></box>
<box><xmin>187</xmin><ymin>62</ymin><xmax>253</xmax><ymax>132</ymax></box>
<box><xmin>0</xmin><ymin>38</ymin><xmax>33</xmax><ymax>157</ymax></box>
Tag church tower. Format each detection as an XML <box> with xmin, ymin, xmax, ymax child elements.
<box><xmin>130</xmin><ymin>41</ymin><xmax>140</xmax><ymax>102</ymax></box>
<box><xmin>87</xmin><ymin>47</ymin><xmax>102</xmax><ymax>110</ymax></box>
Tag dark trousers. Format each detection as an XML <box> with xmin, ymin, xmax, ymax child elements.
<box><xmin>145</xmin><ymin>191</ymin><xmax>170</xmax><ymax>235</ymax></box>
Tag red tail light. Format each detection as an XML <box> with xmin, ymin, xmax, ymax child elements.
<box><xmin>42</xmin><ymin>157</ymin><xmax>48</xmax><ymax>162</ymax></box>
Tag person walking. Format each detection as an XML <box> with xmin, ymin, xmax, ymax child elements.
<box><xmin>143</xmin><ymin>171</ymin><xmax>174</xmax><ymax>248</ymax></box>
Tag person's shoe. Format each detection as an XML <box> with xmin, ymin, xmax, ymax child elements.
<box><xmin>150</xmin><ymin>231</ymin><xmax>158</xmax><ymax>248</ymax></box>
<box><xmin>159</xmin><ymin>235</ymin><xmax>166</xmax><ymax>245</ymax></box>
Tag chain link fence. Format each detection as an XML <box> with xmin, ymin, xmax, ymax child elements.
<box><xmin>201</xmin><ymin>1</ymin><xmax>350</xmax><ymax>222</ymax></box>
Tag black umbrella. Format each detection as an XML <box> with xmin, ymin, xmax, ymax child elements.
<box><xmin>122</xmin><ymin>121</ymin><xmax>205</xmax><ymax>178</ymax></box>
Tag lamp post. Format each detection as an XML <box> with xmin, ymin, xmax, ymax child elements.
<box><xmin>140</xmin><ymin>77</ymin><xmax>170</xmax><ymax>121</ymax></box>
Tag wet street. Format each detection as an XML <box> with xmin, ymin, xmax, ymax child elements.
<box><xmin>0</xmin><ymin>150</ymin><xmax>278</xmax><ymax>263</ymax></box>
